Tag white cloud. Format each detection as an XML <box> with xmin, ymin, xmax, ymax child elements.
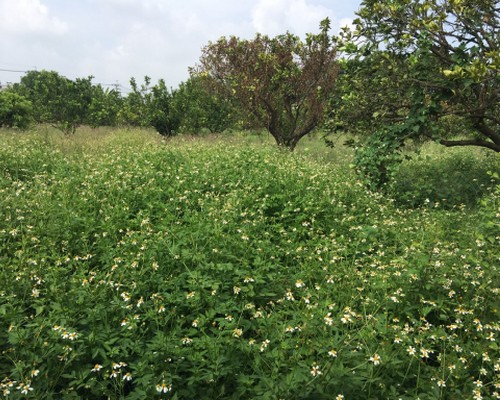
<box><xmin>0</xmin><ymin>0</ymin><xmax>67</xmax><ymax>35</ymax></box>
<box><xmin>109</xmin><ymin>44</ymin><xmax>131</xmax><ymax>61</ymax></box>
<box><xmin>251</xmin><ymin>0</ymin><xmax>333</xmax><ymax>36</ymax></box>
<box><xmin>0</xmin><ymin>0</ymin><xmax>360</xmax><ymax>88</ymax></box>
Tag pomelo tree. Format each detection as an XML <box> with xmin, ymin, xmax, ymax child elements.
<box><xmin>334</xmin><ymin>0</ymin><xmax>499</xmax><ymax>152</ymax></box>
<box><xmin>328</xmin><ymin>0</ymin><xmax>499</xmax><ymax>187</ymax></box>
<box><xmin>15</xmin><ymin>70</ymin><xmax>93</xmax><ymax>135</ymax></box>
<box><xmin>0</xmin><ymin>91</ymin><xmax>32</xmax><ymax>130</ymax></box>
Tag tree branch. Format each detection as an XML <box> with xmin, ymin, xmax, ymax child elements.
<box><xmin>438</xmin><ymin>137</ymin><xmax>500</xmax><ymax>152</ymax></box>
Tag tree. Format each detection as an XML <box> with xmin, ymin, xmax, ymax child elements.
<box><xmin>149</xmin><ymin>79</ymin><xmax>180</xmax><ymax>136</ymax></box>
<box><xmin>195</xmin><ymin>18</ymin><xmax>339</xmax><ymax>150</ymax></box>
<box><xmin>120</xmin><ymin>77</ymin><xmax>179</xmax><ymax>136</ymax></box>
<box><xmin>333</xmin><ymin>0</ymin><xmax>500</xmax><ymax>152</ymax></box>
<box><xmin>172</xmin><ymin>74</ymin><xmax>237</xmax><ymax>134</ymax></box>
<box><xmin>119</xmin><ymin>77</ymin><xmax>150</xmax><ymax>127</ymax></box>
<box><xmin>325</xmin><ymin>51</ymin><xmax>420</xmax><ymax>188</ymax></box>
<box><xmin>0</xmin><ymin>91</ymin><xmax>33</xmax><ymax>129</ymax></box>
<box><xmin>87</xmin><ymin>85</ymin><xmax>123</xmax><ymax>128</ymax></box>
<box><xmin>15</xmin><ymin>70</ymin><xmax>93</xmax><ymax>134</ymax></box>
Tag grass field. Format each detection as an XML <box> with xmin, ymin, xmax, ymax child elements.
<box><xmin>0</xmin><ymin>127</ymin><xmax>499</xmax><ymax>399</ymax></box>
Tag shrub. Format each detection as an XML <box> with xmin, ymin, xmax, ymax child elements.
<box><xmin>390</xmin><ymin>147</ymin><xmax>500</xmax><ymax>208</ymax></box>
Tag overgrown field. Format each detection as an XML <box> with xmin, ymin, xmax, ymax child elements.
<box><xmin>0</xmin><ymin>128</ymin><xmax>499</xmax><ymax>399</ymax></box>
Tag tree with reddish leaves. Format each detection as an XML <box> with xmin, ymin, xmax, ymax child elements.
<box><xmin>194</xmin><ymin>18</ymin><xmax>339</xmax><ymax>150</ymax></box>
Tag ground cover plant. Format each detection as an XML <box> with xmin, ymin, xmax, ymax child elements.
<box><xmin>0</xmin><ymin>128</ymin><xmax>499</xmax><ymax>399</ymax></box>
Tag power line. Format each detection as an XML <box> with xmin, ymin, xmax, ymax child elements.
<box><xmin>0</xmin><ymin>67</ymin><xmax>132</xmax><ymax>93</ymax></box>
<box><xmin>0</xmin><ymin>68</ymin><xmax>29</xmax><ymax>73</ymax></box>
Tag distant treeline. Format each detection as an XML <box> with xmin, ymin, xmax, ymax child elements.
<box><xmin>0</xmin><ymin>70</ymin><xmax>241</xmax><ymax>136</ymax></box>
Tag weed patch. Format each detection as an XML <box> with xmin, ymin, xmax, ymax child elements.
<box><xmin>0</xmin><ymin>130</ymin><xmax>498</xmax><ymax>399</ymax></box>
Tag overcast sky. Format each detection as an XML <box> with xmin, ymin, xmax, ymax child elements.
<box><xmin>0</xmin><ymin>0</ymin><xmax>361</xmax><ymax>92</ymax></box>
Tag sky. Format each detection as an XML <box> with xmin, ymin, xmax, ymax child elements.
<box><xmin>0</xmin><ymin>0</ymin><xmax>361</xmax><ymax>92</ymax></box>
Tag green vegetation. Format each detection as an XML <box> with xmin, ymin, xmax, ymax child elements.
<box><xmin>333</xmin><ymin>0</ymin><xmax>499</xmax><ymax>151</ymax></box>
<box><xmin>0</xmin><ymin>92</ymin><xmax>32</xmax><ymax>130</ymax></box>
<box><xmin>0</xmin><ymin>128</ymin><xmax>498</xmax><ymax>399</ymax></box>
<box><xmin>0</xmin><ymin>1</ymin><xmax>498</xmax><ymax>397</ymax></box>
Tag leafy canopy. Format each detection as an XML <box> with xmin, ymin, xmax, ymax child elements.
<box><xmin>87</xmin><ymin>85</ymin><xmax>123</xmax><ymax>128</ymax></box>
<box><xmin>120</xmin><ymin>76</ymin><xmax>180</xmax><ymax>136</ymax></box>
<box><xmin>195</xmin><ymin>18</ymin><xmax>339</xmax><ymax>150</ymax></box>
<box><xmin>0</xmin><ymin>91</ymin><xmax>32</xmax><ymax>130</ymax></box>
<box><xmin>14</xmin><ymin>70</ymin><xmax>94</xmax><ymax>135</ymax></box>
<box><xmin>172</xmin><ymin>75</ymin><xmax>237</xmax><ymax>134</ymax></box>
<box><xmin>334</xmin><ymin>0</ymin><xmax>500</xmax><ymax>152</ymax></box>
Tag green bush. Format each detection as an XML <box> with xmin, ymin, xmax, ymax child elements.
<box><xmin>390</xmin><ymin>147</ymin><xmax>500</xmax><ymax>208</ymax></box>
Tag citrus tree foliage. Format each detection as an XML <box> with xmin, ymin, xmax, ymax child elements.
<box><xmin>195</xmin><ymin>18</ymin><xmax>338</xmax><ymax>150</ymax></box>
<box><xmin>173</xmin><ymin>75</ymin><xmax>237</xmax><ymax>134</ymax></box>
<box><xmin>333</xmin><ymin>0</ymin><xmax>500</xmax><ymax>153</ymax></box>
<box><xmin>119</xmin><ymin>77</ymin><xmax>152</xmax><ymax>128</ymax></box>
<box><xmin>15</xmin><ymin>70</ymin><xmax>93</xmax><ymax>135</ymax></box>
<box><xmin>149</xmin><ymin>79</ymin><xmax>181</xmax><ymax>137</ymax></box>
<box><xmin>121</xmin><ymin>77</ymin><xmax>180</xmax><ymax>136</ymax></box>
<box><xmin>0</xmin><ymin>91</ymin><xmax>32</xmax><ymax>129</ymax></box>
<box><xmin>87</xmin><ymin>85</ymin><xmax>123</xmax><ymax>128</ymax></box>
